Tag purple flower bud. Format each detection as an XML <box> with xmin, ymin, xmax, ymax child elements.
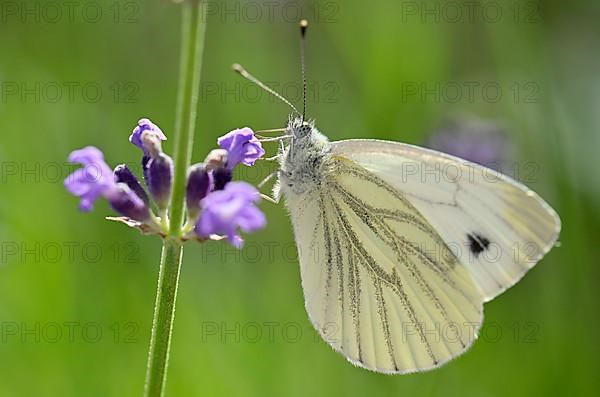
<box><xmin>195</xmin><ymin>182</ymin><xmax>266</xmax><ymax>248</ymax></box>
<box><xmin>114</xmin><ymin>164</ymin><xmax>150</xmax><ymax>205</ymax></box>
<box><xmin>147</xmin><ymin>153</ymin><xmax>173</xmax><ymax>210</ymax></box>
<box><xmin>141</xmin><ymin>130</ymin><xmax>163</xmax><ymax>157</ymax></box>
<box><xmin>203</xmin><ymin>149</ymin><xmax>228</xmax><ymax>170</ymax></box>
<box><xmin>130</xmin><ymin>118</ymin><xmax>167</xmax><ymax>153</ymax></box>
<box><xmin>106</xmin><ymin>184</ymin><xmax>151</xmax><ymax>222</ymax></box>
<box><xmin>212</xmin><ymin>166</ymin><xmax>232</xmax><ymax>191</ymax></box>
<box><xmin>64</xmin><ymin>146</ymin><xmax>117</xmax><ymax>212</ymax></box>
<box><xmin>186</xmin><ymin>164</ymin><xmax>211</xmax><ymax>222</ymax></box>
<box><xmin>217</xmin><ymin>127</ymin><xmax>265</xmax><ymax>169</ymax></box>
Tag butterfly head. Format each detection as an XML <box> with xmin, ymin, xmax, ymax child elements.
<box><xmin>287</xmin><ymin>116</ymin><xmax>315</xmax><ymax>140</ymax></box>
<box><xmin>277</xmin><ymin>116</ymin><xmax>330</xmax><ymax>198</ymax></box>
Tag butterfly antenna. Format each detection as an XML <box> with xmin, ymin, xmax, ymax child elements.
<box><xmin>300</xmin><ymin>19</ymin><xmax>308</xmax><ymax>122</ymax></box>
<box><xmin>232</xmin><ymin>63</ymin><xmax>300</xmax><ymax>116</ymax></box>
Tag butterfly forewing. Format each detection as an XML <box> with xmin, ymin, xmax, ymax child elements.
<box><xmin>287</xmin><ymin>155</ymin><xmax>485</xmax><ymax>373</ymax></box>
<box><xmin>331</xmin><ymin>139</ymin><xmax>561</xmax><ymax>301</ymax></box>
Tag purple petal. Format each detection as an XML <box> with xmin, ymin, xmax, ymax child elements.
<box><xmin>230</xmin><ymin>235</ymin><xmax>244</xmax><ymax>249</ymax></box>
<box><xmin>195</xmin><ymin>182</ymin><xmax>266</xmax><ymax>248</ymax></box>
<box><xmin>237</xmin><ymin>206</ymin><xmax>266</xmax><ymax>231</ymax></box>
<box><xmin>64</xmin><ymin>168</ymin><xmax>95</xmax><ymax>195</ymax></box>
<box><xmin>68</xmin><ymin>146</ymin><xmax>105</xmax><ymax>164</ymax></box>
<box><xmin>64</xmin><ymin>146</ymin><xmax>117</xmax><ymax>212</ymax></box>
<box><xmin>130</xmin><ymin>118</ymin><xmax>167</xmax><ymax>151</ymax></box>
<box><xmin>217</xmin><ymin>127</ymin><xmax>265</xmax><ymax>168</ymax></box>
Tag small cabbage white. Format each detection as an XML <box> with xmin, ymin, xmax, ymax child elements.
<box><xmin>234</xmin><ymin>20</ymin><xmax>561</xmax><ymax>374</ymax></box>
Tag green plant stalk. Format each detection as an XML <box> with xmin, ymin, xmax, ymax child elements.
<box><xmin>144</xmin><ymin>238</ymin><xmax>183</xmax><ymax>397</ymax></box>
<box><xmin>144</xmin><ymin>1</ymin><xmax>206</xmax><ymax>396</ymax></box>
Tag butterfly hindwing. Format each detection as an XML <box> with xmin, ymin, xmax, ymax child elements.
<box><xmin>285</xmin><ymin>155</ymin><xmax>485</xmax><ymax>373</ymax></box>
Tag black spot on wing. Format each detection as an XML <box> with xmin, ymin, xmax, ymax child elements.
<box><xmin>467</xmin><ymin>233</ymin><xmax>490</xmax><ymax>257</ymax></box>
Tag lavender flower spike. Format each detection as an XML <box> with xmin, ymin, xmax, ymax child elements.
<box><xmin>130</xmin><ymin>118</ymin><xmax>167</xmax><ymax>152</ymax></box>
<box><xmin>217</xmin><ymin>127</ymin><xmax>265</xmax><ymax>169</ymax></box>
<box><xmin>64</xmin><ymin>146</ymin><xmax>117</xmax><ymax>212</ymax></box>
<box><xmin>195</xmin><ymin>182</ymin><xmax>266</xmax><ymax>248</ymax></box>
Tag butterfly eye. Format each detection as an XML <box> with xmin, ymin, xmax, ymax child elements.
<box><xmin>296</xmin><ymin>125</ymin><xmax>312</xmax><ymax>137</ymax></box>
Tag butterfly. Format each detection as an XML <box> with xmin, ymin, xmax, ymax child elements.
<box><xmin>234</xmin><ymin>20</ymin><xmax>561</xmax><ymax>374</ymax></box>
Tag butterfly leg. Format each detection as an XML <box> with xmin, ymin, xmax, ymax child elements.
<box><xmin>260</xmin><ymin>193</ymin><xmax>278</xmax><ymax>204</ymax></box>
<box><xmin>257</xmin><ymin>135</ymin><xmax>292</xmax><ymax>142</ymax></box>
<box><xmin>258</xmin><ymin>154</ymin><xmax>281</xmax><ymax>162</ymax></box>
<box><xmin>258</xmin><ymin>170</ymin><xmax>278</xmax><ymax>189</ymax></box>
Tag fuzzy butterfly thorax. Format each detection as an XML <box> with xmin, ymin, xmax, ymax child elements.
<box><xmin>277</xmin><ymin>117</ymin><xmax>332</xmax><ymax>197</ymax></box>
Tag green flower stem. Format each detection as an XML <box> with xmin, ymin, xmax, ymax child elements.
<box><xmin>144</xmin><ymin>1</ymin><xmax>206</xmax><ymax>396</ymax></box>
<box><xmin>144</xmin><ymin>238</ymin><xmax>183</xmax><ymax>397</ymax></box>
<box><xmin>169</xmin><ymin>0</ymin><xmax>206</xmax><ymax>237</ymax></box>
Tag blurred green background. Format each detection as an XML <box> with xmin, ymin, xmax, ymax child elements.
<box><xmin>0</xmin><ymin>0</ymin><xmax>598</xmax><ymax>395</ymax></box>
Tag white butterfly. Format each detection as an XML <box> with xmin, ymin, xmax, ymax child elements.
<box><xmin>235</xmin><ymin>21</ymin><xmax>561</xmax><ymax>374</ymax></box>
<box><xmin>273</xmin><ymin>117</ymin><xmax>560</xmax><ymax>374</ymax></box>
